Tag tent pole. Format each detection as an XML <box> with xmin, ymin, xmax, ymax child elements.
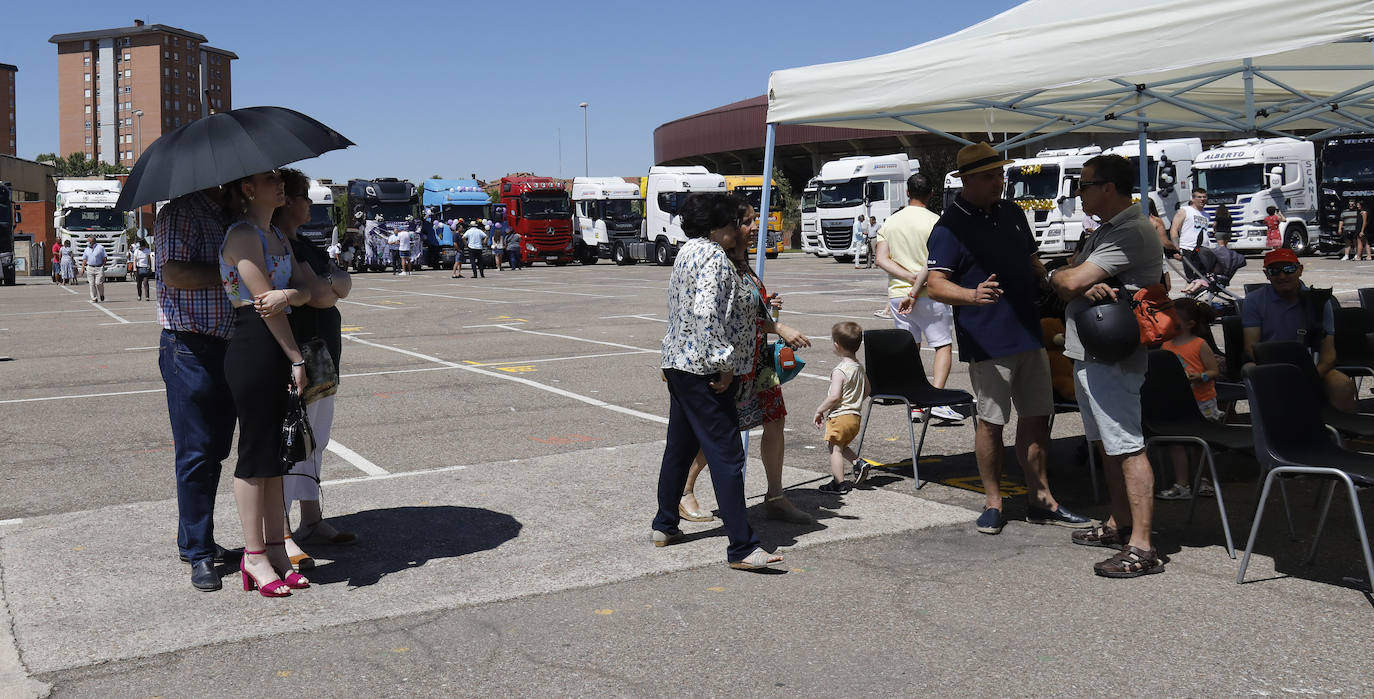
<box><xmin>756</xmin><ymin>123</ymin><xmax>777</xmax><ymax>281</ymax></box>
<box><xmin>1138</xmin><ymin>124</ymin><xmax>1149</xmax><ymax>217</ymax></box>
<box><xmin>1244</xmin><ymin>58</ymin><xmax>1257</xmax><ymax>135</ymax></box>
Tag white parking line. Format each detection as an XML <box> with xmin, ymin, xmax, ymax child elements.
<box><xmin>0</xmin><ymin>309</ymin><xmax>98</xmax><ymax>318</ymax></box>
<box><xmin>0</xmin><ymin>518</ymin><xmax>22</xmax><ymax>527</ymax></box>
<box><xmin>123</xmin><ymin>346</ymin><xmax>159</xmax><ymax>351</ymax></box>
<box><xmin>56</xmin><ymin>285</ymin><xmax>78</xmax><ymax>295</ymax></box>
<box><xmin>476</xmin><ymin>284</ymin><xmax>626</xmax><ymax>299</ymax></box>
<box><xmin>325</xmin><ymin>439</ymin><xmax>389</xmax><ymax>476</ymax></box>
<box><xmin>476</xmin><ymin>324</ymin><xmax>655</xmax><ymax>352</ymax></box>
<box><xmin>371</xmin><ymin>288</ymin><xmax>515</xmax><ymax>304</ymax></box>
<box><xmin>336</xmin><ymin>298</ymin><xmax>401</xmax><ymax>310</ymax></box>
<box><xmin>88</xmin><ymin>302</ymin><xmax>130</xmax><ymax>324</ymax></box>
<box><xmin>343</xmin><ymin>335</ymin><xmax>668</xmax><ymax>425</ymax></box>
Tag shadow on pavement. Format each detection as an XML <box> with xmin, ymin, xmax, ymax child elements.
<box><xmin>303</xmin><ymin>505</ymin><xmax>522</xmax><ymax>587</ymax></box>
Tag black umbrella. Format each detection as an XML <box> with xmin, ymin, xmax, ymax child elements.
<box><xmin>115</xmin><ymin>106</ymin><xmax>354</xmax><ymax>211</ymax></box>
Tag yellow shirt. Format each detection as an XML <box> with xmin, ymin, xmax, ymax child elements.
<box><xmin>876</xmin><ymin>205</ymin><xmax>941</xmax><ymax>298</ymax></box>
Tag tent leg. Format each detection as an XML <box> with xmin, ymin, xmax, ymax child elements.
<box><xmin>756</xmin><ymin>124</ymin><xmax>777</xmax><ymax>281</ymax></box>
<box><xmin>1138</xmin><ymin>124</ymin><xmax>1150</xmax><ymax>216</ymax></box>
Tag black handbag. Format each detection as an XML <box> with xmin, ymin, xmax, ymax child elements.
<box><xmin>299</xmin><ymin>338</ymin><xmax>339</xmax><ymax>404</ymax></box>
<box><xmin>281</xmin><ymin>388</ymin><xmax>316</xmax><ymax>471</ymax></box>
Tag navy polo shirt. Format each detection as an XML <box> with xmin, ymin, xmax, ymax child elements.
<box><xmin>925</xmin><ymin>196</ymin><xmax>1044</xmax><ymax>363</ymax></box>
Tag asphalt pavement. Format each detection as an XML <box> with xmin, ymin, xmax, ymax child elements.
<box><xmin>0</xmin><ymin>251</ymin><xmax>1371</xmax><ymax>697</ymax></box>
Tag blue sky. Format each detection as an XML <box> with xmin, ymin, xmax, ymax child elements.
<box><xmin>6</xmin><ymin>0</ymin><xmax>1020</xmax><ymax>183</ymax></box>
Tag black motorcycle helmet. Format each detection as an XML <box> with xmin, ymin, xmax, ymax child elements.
<box><xmin>1073</xmin><ymin>295</ymin><xmax>1141</xmax><ymax>362</ymax></box>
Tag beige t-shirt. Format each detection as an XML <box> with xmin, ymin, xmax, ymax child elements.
<box><xmin>876</xmin><ymin>204</ymin><xmax>941</xmax><ymax>299</ymax></box>
<box><xmin>830</xmin><ymin>357</ymin><xmax>867</xmax><ymax>418</ymax></box>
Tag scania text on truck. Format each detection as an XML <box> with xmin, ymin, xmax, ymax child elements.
<box><xmin>1192</xmin><ymin>137</ymin><xmax>1319</xmax><ymax>254</ymax></box>
<box><xmin>800</xmin><ymin>179</ymin><xmax>820</xmax><ymax>255</ymax></box>
<box><xmin>571</xmin><ymin>177</ymin><xmax>642</xmax><ymax>265</ymax></box>
<box><xmin>423</xmin><ymin>178</ymin><xmax>490</xmax><ymax>269</ymax></box>
<box><xmin>725</xmin><ymin>175</ymin><xmax>784</xmax><ymax>259</ymax></box>
<box><xmin>814</xmin><ymin>153</ymin><xmax>918</xmax><ymax>263</ymax></box>
<box><xmin>55</xmin><ymin>178</ymin><xmax>130</xmax><ymax>281</ymax></box>
<box><xmin>346</xmin><ymin>178</ymin><xmax>419</xmax><ymax>272</ymax></box>
<box><xmin>296</xmin><ymin>179</ymin><xmax>336</xmax><ymax>252</ymax></box>
<box><xmin>1002</xmin><ymin>146</ymin><xmax>1101</xmax><ymax>255</ymax></box>
<box><xmin>1320</xmin><ymin>133</ymin><xmax>1374</xmax><ymax>248</ymax></box>
<box><xmin>0</xmin><ymin>181</ymin><xmax>17</xmax><ymax>286</ymax></box>
<box><xmin>1103</xmin><ymin>138</ymin><xmax>1203</xmax><ymax>223</ymax></box>
<box><xmin>500</xmin><ymin>176</ymin><xmax>574</xmax><ymax>265</ymax></box>
<box><xmin>617</xmin><ymin>166</ymin><xmax>726</xmax><ymax>266</ymax></box>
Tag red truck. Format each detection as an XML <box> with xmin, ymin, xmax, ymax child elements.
<box><xmin>499</xmin><ymin>175</ymin><xmax>573</xmax><ymax>265</ymax></box>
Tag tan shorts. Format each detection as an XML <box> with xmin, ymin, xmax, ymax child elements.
<box><xmin>969</xmin><ymin>349</ymin><xmax>1054</xmax><ymax>426</ymax></box>
<box><xmin>825</xmin><ymin>414</ymin><xmax>861</xmax><ymax>447</ymax></box>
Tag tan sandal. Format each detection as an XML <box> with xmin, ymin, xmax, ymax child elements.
<box><xmin>679</xmin><ymin>493</ymin><xmax>714</xmax><ymax>522</ymax></box>
<box><xmin>728</xmin><ymin>548</ymin><xmax>783</xmax><ymax>570</ymax></box>
<box><xmin>283</xmin><ymin>534</ymin><xmax>315</xmax><ymax>571</ymax></box>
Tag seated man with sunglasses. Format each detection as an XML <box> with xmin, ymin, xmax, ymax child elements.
<box><xmin>1241</xmin><ymin>248</ymin><xmax>1357</xmax><ymax>411</ymax></box>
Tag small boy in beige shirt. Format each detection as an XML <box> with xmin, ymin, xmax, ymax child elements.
<box><xmin>813</xmin><ymin>322</ymin><xmax>869</xmax><ymax>493</ymax></box>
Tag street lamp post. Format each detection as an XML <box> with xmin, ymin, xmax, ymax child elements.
<box><xmin>579</xmin><ymin>102</ymin><xmax>589</xmax><ymax>176</ymax></box>
<box><xmin>134</xmin><ymin>109</ymin><xmax>144</xmax><ymax>236</ymax></box>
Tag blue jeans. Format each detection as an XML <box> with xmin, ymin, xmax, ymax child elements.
<box><xmin>655</xmin><ymin>368</ymin><xmax>760</xmax><ymax>562</ymax></box>
<box><xmin>158</xmin><ymin>330</ymin><xmax>237</xmax><ymax>564</ymax></box>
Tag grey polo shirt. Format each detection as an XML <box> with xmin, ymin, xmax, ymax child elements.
<box><xmin>1063</xmin><ymin>205</ymin><xmax>1163</xmax><ymax>362</ymax></box>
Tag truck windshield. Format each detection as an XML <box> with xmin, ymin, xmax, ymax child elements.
<box><xmin>603</xmin><ymin>199</ymin><xmax>643</xmax><ymax>219</ymax></box>
<box><xmin>1196</xmin><ymin>165</ymin><xmax>1264</xmax><ymax>197</ymax></box>
<box><xmin>370</xmin><ymin>203</ymin><xmax>414</xmax><ymax>221</ymax></box>
<box><xmin>733</xmin><ymin>186</ymin><xmax>784</xmax><ymax>213</ymax></box>
<box><xmin>521</xmin><ymin>193</ymin><xmax>570</xmax><ymax>218</ymax></box>
<box><xmin>802</xmin><ymin>191</ymin><xmax>817</xmax><ymax>213</ymax></box>
<box><xmin>307</xmin><ymin>204</ymin><xmax>333</xmax><ymax>228</ymax></box>
<box><xmin>1322</xmin><ymin>157</ymin><xmax>1374</xmax><ymax>183</ymax></box>
<box><xmin>818</xmin><ymin>180</ymin><xmax>865</xmax><ymax>208</ymax></box>
<box><xmin>441</xmin><ymin>204</ymin><xmax>488</xmax><ymax>221</ymax></box>
<box><xmin>1006</xmin><ymin>165</ymin><xmax>1061</xmax><ymax>200</ymax></box>
<box><xmin>1123</xmin><ymin>157</ymin><xmax>1158</xmax><ymax>194</ymax></box>
<box><xmin>63</xmin><ymin>208</ymin><xmax>125</xmax><ymax>231</ymax></box>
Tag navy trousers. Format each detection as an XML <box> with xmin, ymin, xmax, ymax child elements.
<box><xmin>655</xmin><ymin>368</ymin><xmax>760</xmax><ymax>562</ymax></box>
<box><xmin>158</xmin><ymin>330</ymin><xmax>237</xmax><ymax>564</ymax></box>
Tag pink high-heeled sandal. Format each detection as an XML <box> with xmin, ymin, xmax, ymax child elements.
<box><xmin>267</xmin><ymin>541</ymin><xmax>310</xmax><ymax>589</ymax></box>
<box><xmin>240</xmin><ymin>550</ymin><xmax>291</xmax><ymax>598</ymax></box>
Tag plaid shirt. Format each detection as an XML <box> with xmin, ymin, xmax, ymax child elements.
<box><xmin>155</xmin><ymin>192</ymin><xmax>234</xmax><ymax>339</ymax></box>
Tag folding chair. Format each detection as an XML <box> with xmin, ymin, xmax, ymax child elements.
<box><xmin>1253</xmin><ymin>341</ymin><xmax>1374</xmax><ymax>440</ymax></box>
<box><xmin>852</xmin><ymin>329</ymin><xmax>973</xmax><ymax>489</ymax></box>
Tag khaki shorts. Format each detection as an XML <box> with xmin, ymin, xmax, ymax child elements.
<box><xmin>969</xmin><ymin>349</ymin><xmax>1054</xmax><ymax>426</ymax></box>
<box><xmin>825</xmin><ymin>414</ymin><xmax>861</xmax><ymax>447</ymax></box>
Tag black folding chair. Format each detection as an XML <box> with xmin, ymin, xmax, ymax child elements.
<box><xmin>1252</xmin><ymin>341</ymin><xmax>1374</xmax><ymax>440</ymax></box>
<box><xmin>1214</xmin><ymin>315</ymin><xmax>1247</xmax><ymax>416</ymax></box>
<box><xmin>1046</xmin><ymin>400</ymin><xmax>1101</xmax><ymax>502</ymax></box>
<box><xmin>1357</xmin><ymin>287</ymin><xmax>1374</xmax><ymax>313</ymax></box>
<box><xmin>1141</xmin><ymin>350</ymin><xmax>1250</xmax><ymax>557</ymax></box>
<box><xmin>1331</xmin><ymin>306</ymin><xmax>1374</xmax><ymax>387</ymax></box>
<box><xmin>1243</xmin><ymin>282</ymin><xmax>1269</xmax><ymax>297</ymax></box>
<box><xmin>1237</xmin><ymin>364</ymin><xmax>1374</xmax><ymax>589</ymax></box>
<box><xmin>853</xmin><ymin>329</ymin><xmax>973</xmax><ymax>489</ymax></box>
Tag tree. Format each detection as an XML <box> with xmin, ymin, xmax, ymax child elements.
<box><xmin>770</xmin><ymin>166</ymin><xmax>801</xmax><ymax>236</ymax></box>
<box><xmin>35</xmin><ymin>152</ymin><xmax>129</xmax><ymax>178</ymax></box>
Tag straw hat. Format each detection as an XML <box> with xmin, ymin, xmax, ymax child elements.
<box><xmin>956</xmin><ymin>142</ymin><xmax>1014</xmax><ymax>177</ymax></box>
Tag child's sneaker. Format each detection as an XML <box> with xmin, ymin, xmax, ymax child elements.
<box><xmin>818</xmin><ymin>479</ymin><xmax>853</xmax><ymax>494</ymax></box>
<box><xmin>1197</xmin><ymin>478</ymin><xmax>1215</xmax><ymax>498</ymax></box>
<box><xmin>1155</xmin><ymin>483</ymin><xmax>1193</xmax><ymax>500</ymax></box>
<box><xmin>852</xmin><ymin>459</ymin><xmax>871</xmax><ymax>484</ymax></box>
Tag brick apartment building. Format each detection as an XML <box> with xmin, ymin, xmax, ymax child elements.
<box><xmin>48</xmin><ymin>20</ymin><xmax>235</xmax><ymax>167</ymax></box>
<box><xmin>1</xmin><ymin>63</ymin><xmax>16</xmax><ymax>157</ymax></box>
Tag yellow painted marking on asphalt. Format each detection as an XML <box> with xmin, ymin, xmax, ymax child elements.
<box><xmin>790</xmin><ymin>568</ymin><xmax>805</xmax><ymax>572</ymax></box>
<box><xmin>706</xmin><ymin>586</ymin><xmax>725</xmax><ymax>592</ymax></box>
<box><xmin>498</xmin><ymin>365</ymin><xmax>537</xmax><ymax>373</ymax></box>
<box><xmin>72</xmin><ymin>546</ymin><xmax>83</xmax><ymax>551</ymax></box>
<box><xmin>942</xmin><ymin>475</ymin><xmax>1027</xmax><ymax>496</ymax></box>
<box><xmin>380</xmin><ymin>300</ymin><xmax>405</xmax><ymax>305</ymax></box>
<box><xmin>884</xmin><ymin>437</ymin><xmax>898</xmax><ymax>442</ymax></box>
<box><xmin>340</xmin><ymin>326</ymin><xmax>363</xmax><ymax>332</ymax></box>
<box><xmin>462</xmin><ymin>360</ymin><xmax>487</xmax><ymax>366</ymax></box>
<box><xmin>594</xmin><ymin>609</ymin><xmax>614</xmax><ymax>615</ymax></box>
<box><xmin>276</xmin><ymin>671</ymin><xmax>292</xmax><ymax>677</ymax></box>
<box><xmin>392</xmin><ymin>647</ymin><xmax>409</xmax><ymax>653</ymax></box>
<box><xmin>490</xmin><ymin>315</ymin><xmax>528</xmax><ymax>322</ymax></box>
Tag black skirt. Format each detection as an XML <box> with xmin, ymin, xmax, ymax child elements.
<box><xmin>224</xmin><ymin>306</ymin><xmax>290</xmax><ymax>479</ymax></box>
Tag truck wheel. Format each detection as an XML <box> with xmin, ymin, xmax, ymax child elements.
<box><xmin>765</xmin><ymin>251</ymin><xmax>779</xmax><ymax>260</ymax></box>
<box><xmin>553</xmin><ymin>259</ymin><xmax>570</xmax><ymax>266</ymax></box>
<box><xmin>834</xmin><ymin>255</ymin><xmax>854</xmax><ymax>263</ymax></box>
<box><xmin>1283</xmin><ymin>224</ymin><xmax>1310</xmax><ymax>256</ymax></box>
<box><xmin>581</xmin><ymin>244</ymin><xmax>598</xmax><ymax>265</ymax></box>
<box><xmin>613</xmin><ymin>242</ymin><xmax>634</xmax><ymax>266</ymax></box>
<box><xmin>654</xmin><ymin>240</ymin><xmax>671</xmax><ymax>266</ymax></box>
<box><xmin>1</xmin><ymin>265</ymin><xmax>13</xmax><ymax>286</ymax></box>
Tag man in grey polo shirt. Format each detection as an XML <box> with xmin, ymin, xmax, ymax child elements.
<box><xmin>1051</xmin><ymin>154</ymin><xmax>1165</xmax><ymax>579</ymax></box>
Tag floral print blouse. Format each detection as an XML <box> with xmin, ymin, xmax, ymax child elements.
<box><xmin>660</xmin><ymin>237</ymin><xmax>755</xmax><ymax>377</ymax></box>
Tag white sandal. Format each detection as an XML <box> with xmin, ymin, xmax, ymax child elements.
<box><xmin>728</xmin><ymin>548</ymin><xmax>783</xmax><ymax>570</ymax></box>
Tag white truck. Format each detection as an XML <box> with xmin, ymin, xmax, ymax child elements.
<box><xmin>1104</xmin><ymin>138</ymin><xmax>1203</xmax><ymax>222</ymax></box>
<box><xmin>55</xmin><ymin>179</ymin><xmax>130</xmax><ymax>280</ymax></box>
<box><xmin>572</xmin><ymin>177</ymin><xmax>643</xmax><ymax>265</ymax></box>
<box><xmin>943</xmin><ymin>171</ymin><xmax>963</xmax><ymax>211</ymax></box>
<box><xmin>1192</xmin><ymin>137</ymin><xmax>1319</xmax><ymax>254</ymax></box>
<box><xmin>799</xmin><ymin>179</ymin><xmax>820</xmax><ymax>256</ymax></box>
<box><xmin>814</xmin><ymin>153</ymin><xmax>918</xmax><ymax>263</ymax></box>
<box><xmin>617</xmin><ymin>165</ymin><xmax>726</xmax><ymax>266</ymax></box>
<box><xmin>1003</xmin><ymin>145</ymin><xmax>1102</xmax><ymax>255</ymax></box>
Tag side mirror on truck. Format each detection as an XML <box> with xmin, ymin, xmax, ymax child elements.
<box><xmin>1268</xmin><ymin>168</ymin><xmax>1284</xmax><ymax>190</ymax></box>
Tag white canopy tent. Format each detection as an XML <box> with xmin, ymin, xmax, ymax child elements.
<box><xmin>753</xmin><ymin>0</ymin><xmax>1374</xmax><ymax>274</ymax></box>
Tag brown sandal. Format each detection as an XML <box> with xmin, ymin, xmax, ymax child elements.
<box><xmin>1093</xmin><ymin>545</ymin><xmax>1165</xmax><ymax>578</ymax></box>
<box><xmin>1070</xmin><ymin>523</ymin><xmax>1131</xmax><ymax>550</ymax></box>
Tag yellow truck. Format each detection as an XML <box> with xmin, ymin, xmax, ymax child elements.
<box><xmin>724</xmin><ymin>175</ymin><xmax>784</xmax><ymax>258</ymax></box>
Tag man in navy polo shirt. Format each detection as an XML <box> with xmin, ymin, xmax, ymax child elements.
<box><xmin>922</xmin><ymin>142</ymin><xmax>1090</xmax><ymax>536</ymax></box>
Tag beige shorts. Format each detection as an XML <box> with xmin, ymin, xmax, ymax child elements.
<box><xmin>825</xmin><ymin>414</ymin><xmax>861</xmax><ymax>447</ymax></box>
<box><xmin>969</xmin><ymin>349</ymin><xmax>1054</xmax><ymax>426</ymax></box>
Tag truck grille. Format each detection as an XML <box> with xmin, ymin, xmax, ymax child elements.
<box><xmin>821</xmin><ymin>220</ymin><xmax>853</xmax><ymax>250</ymax></box>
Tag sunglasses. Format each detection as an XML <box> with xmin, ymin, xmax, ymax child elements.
<box><xmin>1264</xmin><ymin>263</ymin><xmax>1299</xmax><ymax>277</ymax></box>
<box><xmin>1078</xmin><ymin>180</ymin><xmax>1107</xmax><ymax>190</ymax></box>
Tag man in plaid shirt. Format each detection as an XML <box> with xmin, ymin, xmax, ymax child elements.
<box><xmin>155</xmin><ymin>188</ymin><xmax>236</xmax><ymax>591</ymax></box>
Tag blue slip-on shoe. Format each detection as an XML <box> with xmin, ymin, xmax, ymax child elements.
<box><xmin>975</xmin><ymin>507</ymin><xmax>1006</xmax><ymax>535</ymax></box>
<box><xmin>1026</xmin><ymin>505</ymin><xmax>1093</xmax><ymax>529</ymax></box>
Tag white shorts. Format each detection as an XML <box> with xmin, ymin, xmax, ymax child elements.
<box><xmin>889</xmin><ymin>296</ymin><xmax>953</xmax><ymax>348</ymax></box>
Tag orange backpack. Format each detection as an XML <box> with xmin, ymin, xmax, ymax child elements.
<box><xmin>1131</xmin><ymin>284</ymin><xmax>1179</xmax><ymax>347</ymax></box>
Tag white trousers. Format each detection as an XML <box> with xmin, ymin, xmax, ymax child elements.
<box><xmin>285</xmin><ymin>394</ymin><xmax>335</xmax><ymax>503</ymax></box>
<box><xmin>86</xmin><ymin>267</ymin><xmax>105</xmax><ymax>299</ymax></box>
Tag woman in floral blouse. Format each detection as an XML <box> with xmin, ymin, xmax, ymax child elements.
<box><xmin>653</xmin><ymin>193</ymin><xmax>784</xmax><ymax>570</ymax></box>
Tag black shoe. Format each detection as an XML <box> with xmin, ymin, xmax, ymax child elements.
<box><xmin>818</xmin><ymin>479</ymin><xmax>853</xmax><ymax>494</ymax></box>
<box><xmin>1026</xmin><ymin>505</ymin><xmax>1093</xmax><ymax>529</ymax></box>
<box><xmin>179</xmin><ymin>543</ymin><xmax>230</xmax><ymax>565</ymax></box>
<box><xmin>190</xmin><ymin>559</ymin><xmax>222</xmax><ymax>591</ymax></box>
<box><xmin>976</xmin><ymin>507</ymin><xmax>1006</xmax><ymax>535</ymax></box>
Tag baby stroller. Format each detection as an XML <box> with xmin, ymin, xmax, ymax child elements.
<box><xmin>1173</xmin><ymin>246</ymin><xmax>1244</xmax><ymax>317</ymax></box>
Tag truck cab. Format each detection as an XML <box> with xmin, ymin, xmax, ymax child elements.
<box><xmin>1319</xmin><ymin>134</ymin><xmax>1374</xmax><ymax>248</ymax></box>
<box><xmin>1193</xmin><ymin>137</ymin><xmax>1318</xmax><ymax>254</ymax></box>
<box><xmin>500</xmin><ymin>176</ymin><xmax>573</xmax><ymax>266</ymax></box>
<box><xmin>346</xmin><ymin>178</ymin><xmax>419</xmax><ymax>272</ymax></box>
<box><xmin>619</xmin><ymin>166</ymin><xmax>727</xmax><ymax>266</ymax></box>
<box><xmin>1003</xmin><ymin>146</ymin><xmax>1100</xmax><ymax>255</ymax></box>
<box><xmin>571</xmin><ymin>177</ymin><xmax>642</xmax><ymax>265</ymax></box>
<box><xmin>1104</xmin><ymin>138</ymin><xmax>1202</xmax><ymax>223</ymax></box>
<box><xmin>800</xmin><ymin>179</ymin><xmax>820</xmax><ymax>256</ymax></box>
<box><xmin>422</xmin><ymin>179</ymin><xmax>489</xmax><ymax>269</ymax></box>
<box><xmin>55</xmin><ymin>178</ymin><xmax>131</xmax><ymax>280</ymax></box>
<box><xmin>943</xmin><ymin>171</ymin><xmax>963</xmax><ymax>211</ymax></box>
<box><xmin>0</xmin><ymin>182</ymin><xmax>17</xmax><ymax>286</ymax></box>
<box><xmin>725</xmin><ymin>175</ymin><xmax>784</xmax><ymax>259</ymax></box>
<box><xmin>296</xmin><ymin>179</ymin><xmax>336</xmax><ymax>252</ymax></box>
<box><xmin>815</xmin><ymin>153</ymin><xmax>917</xmax><ymax>263</ymax></box>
